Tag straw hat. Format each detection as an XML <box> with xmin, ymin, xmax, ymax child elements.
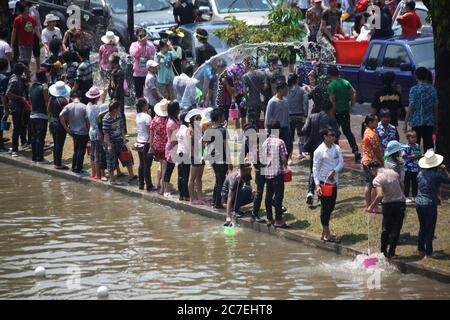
<box><xmin>154</xmin><ymin>99</ymin><xmax>169</xmax><ymax>117</ymax></box>
<box><xmin>384</xmin><ymin>140</ymin><xmax>408</xmax><ymax>157</ymax></box>
<box><xmin>146</xmin><ymin>60</ymin><xmax>159</xmax><ymax>68</ymax></box>
<box><xmin>85</xmin><ymin>86</ymin><xmax>103</xmax><ymax>99</ymax></box>
<box><xmin>184</xmin><ymin>108</ymin><xmax>202</xmax><ymax>123</ymax></box>
<box><xmin>101</xmin><ymin>31</ymin><xmax>119</xmax><ymax>45</ymax></box>
<box><xmin>49</xmin><ymin>81</ymin><xmax>71</xmax><ymax>97</ymax></box>
<box><xmin>43</xmin><ymin>13</ymin><xmax>60</xmax><ymax>26</ymax></box>
<box><xmin>166</xmin><ymin>27</ymin><xmax>185</xmax><ymax>38</ymax></box>
<box><xmin>419</xmin><ymin>150</ymin><xmax>444</xmax><ymax>169</ymax></box>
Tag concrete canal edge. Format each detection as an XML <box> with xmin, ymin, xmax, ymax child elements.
<box><xmin>1</xmin><ymin>153</ymin><xmax>450</xmax><ymax>284</ymax></box>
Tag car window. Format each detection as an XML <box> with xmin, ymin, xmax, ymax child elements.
<box><xmin>365</xmin><ymin>43</ymin><xmax>381</xmax><ymax>71</ymax></box>
<box><xmin>410</xmin><ymin>42</ymin><xmax>434</xmax><ymax>69</ymax></box>
<box><xmin>89</xmin><ymin>0</ymin><xmax>104</xmax><ymax>10</ymax></box>
<box><xmin>71</xmin><ymin>0</ymin><xmax>88</xmax><ymax>10</ymax></box>
<box><xmin>215</xmin><ymin>0</ymin><xmax>272</xmax><ymax>14</ymax></box>
<box><xmin>195</xmin><ymin>0</ymin><xmax>211</xmax><ymax>8</ymax></box>
<box><xmin>382</xmin><ymin>45</ymin><xmax>411</xmax><ymax>69</ymax></box>
<box><xmin>109</xmin><ymin>0</ymin><xmax>170</xmax><ymax>13</ymax></box>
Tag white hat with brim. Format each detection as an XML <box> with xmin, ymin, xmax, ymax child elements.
<box><xmin>419</xmin><ymin>150</ymin><xmax>444</xmax><ymax>169</ymax></box>
<box><xmin>146</xmin><ymin>60</ymin><xmax>159</xmax><ymax>68</ymax></box>
<box><xmin>44</xmin><ymin>14</ymin><xmax>60</xmax><ymax>26</ymax></box>
<box><xmin>203</xmin><ymin>107</ymin><xmax>214</xmax><ymax>123</ymax></box>
<box><xmin>184</xmin><ymin>108</ymin><xmax>202</xmax><ymax>123</ymax></box>
<box><xmin>49</xmin><ymin>81</ymin><xmax>71</xmax><ymax>97</ymax></box>
<box><xmin>154</xmin><ymin>99</ymin><xmax>169</xmax><ymax>117</ymax></box>
<box><xmin>101</xmin><ymin>31</ymin><xmax>120</xmax><ymax>45</ymax></box>
<box><xmin>85</xmin><ymin>86</ymin><xmax>103</xmax><ymax>99</ymax></box>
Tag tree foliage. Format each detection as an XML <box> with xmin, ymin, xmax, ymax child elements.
<box><xmin>214</xmin><ymin>2</ymin><xmax>305</xmax><ymax>58</ymax></box>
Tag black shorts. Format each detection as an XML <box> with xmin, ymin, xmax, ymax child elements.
<box><xmin>33</xmin><ymin>34</ymin><xmax>40</xmax><ymax>58</ymax></box>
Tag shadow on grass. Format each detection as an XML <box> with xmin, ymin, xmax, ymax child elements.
<box><xmin>288</xmin><ymin>219</ymin><xmax>311</xmax><ymax>230</ymax></box>
<box><xmin>339</xmin><ymin>233</ymin><xmax>368</xmax><ymax>245</ymax></box>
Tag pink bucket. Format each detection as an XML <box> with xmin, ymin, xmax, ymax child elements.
<box><xmin>229</xmin><ymin>108</ymin><xmax>239</xmax><ymax>120</ymax></box>
<box><xmin>363</xmin><ymin>257</ymin><xmax>377</xmax><ymax>269</ymax></box>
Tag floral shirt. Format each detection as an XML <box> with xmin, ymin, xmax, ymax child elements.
<box><xmin>362</xmin><ymin>127</ymin><xmax>382</xmax><ymax>166</ymax></box>
<box><xmin>150</xmin><ymin>115</ymin><xmax>168</xmax><ymax>161</ymax></box>
<box><xmin>375</xmin><ymin>122</ymin><xmax>398</xmax><ymax>151</ymax></box>
<box><xmin>226</xmin><ymin>62</ymin><xmax>246</xmax><ymax>95</ymax></box>
<box><xmin>98</xmin><ymin>43</ymin><xmax>118</xmax><ymax>72</ymax></box>
<box><xmin>306</xmin><ymin>7</ymin><xmax>323</xmax><ymax>34</ymax></box>
<box><xmin>408</xmin><ymin>83</ymin><xmax>438</xmax><ymax>128</ymax></box>
<box><xmin>403</xmin><ymin>143</ymin><xmax>421</xmax><ymax>173</ymax></box>
<box><xmin>165</xmin><ymin>118</ymin><xmax>180</xmax><ymax>163</ymax></box>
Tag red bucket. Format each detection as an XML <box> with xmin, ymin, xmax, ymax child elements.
<box><xmin>320</xmin><ymin>183</ymin><xmax>335</xmax><ymax>197</ymax></box>
<box><xmin>283</xmin><ymin>168</ymin><xmax>292</xmax><ymax>182</ymax></box>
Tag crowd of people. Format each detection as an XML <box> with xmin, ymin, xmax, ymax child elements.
<box><xmin>0</xmin><ymin>0</ymin><xmax>448</xmax><ymax>260</ymax></box>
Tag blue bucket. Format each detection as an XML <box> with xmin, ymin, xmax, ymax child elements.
<box><xmin>0</xmin><ymin>120</ymin><xmax>11</xmax><ymax>131</ymax></box>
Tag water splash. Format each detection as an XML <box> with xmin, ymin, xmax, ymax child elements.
<box><xmin>318</xmin><ymin>253</ymin><xmax>398</xmax><ymax>276</ymax></box>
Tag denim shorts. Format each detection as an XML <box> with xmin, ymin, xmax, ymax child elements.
<box><xmin>18</xmin><ymin>45</ymin><xmax>32</xmax><ymax>64</ymax></box>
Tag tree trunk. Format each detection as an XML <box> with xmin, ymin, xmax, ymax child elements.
<box><xmin>0</xmin><ymin>1</ymin><xmax>12</xmax><ymax>36</ymax></box>
<box><xmin>423</xmin><ymin>0</ymin><xmax>450</xmax><ymax>165</ymax></box>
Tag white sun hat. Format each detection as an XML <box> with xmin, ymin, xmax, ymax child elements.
<box><xmin>101</xmin><ymin>31</ymin><xmax>120</xmax><ymax>45</ymax></box>
<box><xmin>44</xmin><ymin>13</ymin><xmax>60</xmax><ymax>26</ymax></box>
<box><xmin>419</xmin><ymin>149</ymin><xmax>444</xmax><ymax>169</ymax></box>
<box><xmin>49</xmin><ymin>81</ymin><xmax>71</xmax><ymax>97</ymax></box>
<box><xmin>154</xmin><ymin>99</ymin><xmax>169</xmax><ymax>117</ymax></box>
<box><xmin>184</xmin><ymin>108</ymin><xmax>202</xmax><ymax>123</ymax></box>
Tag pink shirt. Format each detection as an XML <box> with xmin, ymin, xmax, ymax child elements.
<box><xmin>129</xmin><ymin>41</ymin><xmax>155</xmax><ymax>77</ymax></box>
<box><xmin>98</xmin><ymin>43</ymin><xmax>118</xmax><ymax>71</ymax></box>
<box><xmin>165</xmin><ymin>118</ymin><xmax>180</xmax><ymax>163</ymax></box>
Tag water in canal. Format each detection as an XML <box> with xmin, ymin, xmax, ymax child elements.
<box><xmin>0</xmin><ymin>164</ymin><xmax>449</xmax><ymax>299</ymax></box>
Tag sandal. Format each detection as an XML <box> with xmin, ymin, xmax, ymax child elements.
<box><xmin>266</xmin><ymin>219</ymin><xmax>274</xmax><ymax>226</ymax></box>
<box><xmin>224</xmin><ymin>221</ymin><xmax>233</xmax><ymax>227</ymax></box>
<box><xmin>323</xmin><ymin>235</ymin><xmax>341</xmax><ymax>243</ymax></box>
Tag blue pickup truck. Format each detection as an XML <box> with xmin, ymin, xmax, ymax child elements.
<box><xmin>297</xmin><ymin>35</ymin><xmax>435</xmax><ymax>106</ymax></box>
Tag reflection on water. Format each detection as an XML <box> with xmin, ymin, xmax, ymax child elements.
<box><xmin>0</xmin><ymin>164</ymin><xmax>449</xmax><ymax>299</ymax></box>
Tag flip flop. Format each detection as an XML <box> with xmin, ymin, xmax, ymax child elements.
<box><xmin>266</xmin><ymin>219</ymin><xmax>274</xmax><ymax>227</ymax></box>
<box><xmin>323</xmin><ymin>235</ymin><xmax>341</xmax><ymax>243</ymax></box>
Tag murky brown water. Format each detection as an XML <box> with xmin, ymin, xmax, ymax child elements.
<box><xmin>0</xmin><ymin>164</ymin><xmax>449</xmax><ymax>299</ymax></box>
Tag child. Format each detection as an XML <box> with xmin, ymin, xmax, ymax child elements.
<box><xmin>375</xmin><ymin>108</ymin><xmax>399</xmax><ymax>153</ymax></box>
<box><xmin>99</xmin><ymin>31</ymin><xmax>119</xmax><ymax>78</ymax></box>
<box><xmin>155</xmin><ymin>39</ymin><xmax>176</xmax><ymax>100</ymax></box>
<box><xmin>177</xmin><ymin>111</ymin><xmax>191</xmax><ymax>201</ymax></box>
<box><xmin>208</xmin><ymin>108</ymin><xmax>232</xmax><ymax>209</ymax></box>
<box><xmin>403</xmin><ymin>130</ymin><xmax>421</xmax><ymax>203</ymax></box>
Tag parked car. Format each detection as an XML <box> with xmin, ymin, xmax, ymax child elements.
<box><xmin>391</xmin><ymin>0</ymin><xmax>432</xmax><ymax>36</ymax></box>
<box><xmin>177</xmin><ymin>21</ymin><xmax>230</xmax><ymax>63</ymax></box>
<box><xmin>28</xmin><ymin>0</ymin><xmax>176</xmax><ymax>48</ymax></box>
<box><xmin>192</xmin><ymin>0</ymin><xmax>274</xmax><ymax>25</ymax></box>
<box><xmin>297</xmin><ymin>35</ymin><xmax>435</xmax><ymax>106</ymax></box>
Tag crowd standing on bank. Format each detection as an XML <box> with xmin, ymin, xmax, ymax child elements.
<box><xmin>0</xmin><ymin>0</ymin><xmax>448</xmax><ymax>260</ymax></box>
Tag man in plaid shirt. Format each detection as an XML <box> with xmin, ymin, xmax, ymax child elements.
<box><xmin>261</xmin><ymin>120</ymin><xmax>289</xmax><ymax>228</ymax></box>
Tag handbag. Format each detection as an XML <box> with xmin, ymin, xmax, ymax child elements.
<box><xmin>119</xmin><ymin>145</ymin><xmax>132</xmax><ymax>164</ymax></box>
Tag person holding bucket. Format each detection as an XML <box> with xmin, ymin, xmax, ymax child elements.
<box><xmin>367</xmin><ymin>160</ymin><xmax>406</xmax><ymax>259</ymax></box>
<box><xmin>416</xmin><ymin>150</ymin><xmax>450</xmax><ymax>259</ymax></box>
<box><xmin>313</xmin><ymin>128</ymin><xmax>344</xmax><ymax>243</ymax></box>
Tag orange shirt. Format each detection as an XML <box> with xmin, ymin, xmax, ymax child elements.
<box><xmin>397</xmin><ymin>11</ymin><xmax>422</xmax><ymax>36</ymax></box>
<box><xmin>362</xmin><ymin>127</ymin><xmax>382</xmax><ymax>166</ymax></box>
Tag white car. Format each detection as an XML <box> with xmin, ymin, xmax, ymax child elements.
<box><xmin>194</xmin><ymin>0</ymin><xmax>275</xmax><ymax>26</ymax></box>
<box><xmin>391</xmin><ymin>0</ymin><xmax>432</xmax><ymax>36</ymax></box>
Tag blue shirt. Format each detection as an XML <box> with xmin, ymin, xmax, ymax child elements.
<box><xmin>403</xmin><ymin>143</ymin><xmax>420</xmax><ymax>173</ymax></box>
<box><xmin>408</xmin><ymin>83</ymin><xmax>438</xmax><ymax>127</ymax></box>
<box><xmin>375</xmin><ymin>122</ymin><xmax>398</xmax><ymax>151</ymax></box>
<box><xmin>416</xmin><ymin>169</ymin><xmax>450</xmax><ymax>206</ymax></box>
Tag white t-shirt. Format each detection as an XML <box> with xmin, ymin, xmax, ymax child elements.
<box><xmin>176</xmin><ymin>124</ymin><xmax>191</xmax><ymax>156</ymax></box>
<box><xmin>42</xmin><ymin>27</ymin><xmax>62</xmax><ymax>45</ymax></box>
<box><xmin>135</xmin><ymin>112</ymin><xmax>152</xmax><ymax>143</ymax></box>
<box><xmin>0</xmin><ymin>40</ymin><xmax>12</xmax><ymax>73</ymax></box>
<box><xmin>144</xmin><ymin>72</ymin><xmax>159</xmax><ymax>107</ymax></box>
